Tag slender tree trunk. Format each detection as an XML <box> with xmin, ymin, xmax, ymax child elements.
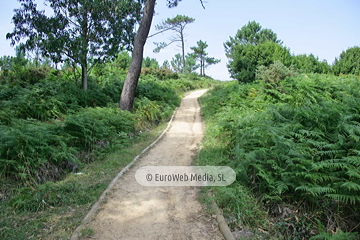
<box><xmin>81</xmin><ymin>10</ymin><xmax>89</xmax><ymax>90</ymax></box>
<box><xmin>81</xmin><ymin>63</ymin><xmax>88</xmax><ymax>90</ymax></box>
<box><xmin>119</xmin><ymin>0</ymin><xmax>156</xmax><ymax>111</ymax></box>
<box><xmin>181</xmin><ymin>29</ymin><xmax>185</xmax><ymax>73</ymax></box>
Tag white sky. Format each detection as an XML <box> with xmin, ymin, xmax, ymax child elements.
<box><xmin>1</xmin><ymin>0</ymin><xmax>360</xmax><ymax>80</ymax></box>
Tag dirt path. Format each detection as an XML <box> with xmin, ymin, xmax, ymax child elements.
<box><xmin>84</xmin><ymin>89</ymin><xmax>224</xmax><ymax>240</ymax></box>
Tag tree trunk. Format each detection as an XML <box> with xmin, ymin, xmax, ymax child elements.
<box><xmin>81</xmin><ymin>63</ymin><xmax>88</xmax><ymax>90</ymax></box>
<box><xmin>181</xmin><ymin>31</ymin><xmax>185</xmax><ymax>73</ymax></box>
<box><xmin>119</xmin><ymin>0</ymin><xmax>156</xmax><ymax>111</ymax></box>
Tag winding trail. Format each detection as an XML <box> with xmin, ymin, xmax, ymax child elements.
<box><xmin>83</xmin><ymin>89</ymin><xmax>224</xmax><ymax>239</ymax></box>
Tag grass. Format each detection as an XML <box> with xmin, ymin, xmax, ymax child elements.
<box><xmin>0</xmin><ymin>122</ymin><xmax>168</xmax><ymax>240</ymax></box>
<box><xmin>195</xmin><ymin>114</ymin><xmax>276</xmax><ymax>239</ymax></box>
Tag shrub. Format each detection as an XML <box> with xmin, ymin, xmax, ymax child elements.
<box><xmin>0</xmin><ymin>120</ymin><xmax>77</xmax><ymax>182</ymax></box>
<box><xmin>199</xmin><ymin>74</ymin><xmax>360</xmax><ymax>237</ymax></box>
<box><xmin>63</xmin><ymin>107</ymin><xmax>135</xmax><ymax>151</ymax></box>
<box><xmin>141</xmin><ymin>67</ymin><xmax>179</xmax><ymax>80</ymax></box>
<box><xmin>256</xmin><ymin>60</ymin><xmax>298</xmax><ymax>86</ymax></box>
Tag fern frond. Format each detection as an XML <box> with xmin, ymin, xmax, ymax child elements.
<box><xmin>346</xmin><ymin>168</ymin><xmax>360</xmax><ymax>179</ymax></box>
<box><xmin>296</xmin><ymin>185</ymin><xmax>336</xmax><ymax>196</ymax></box>
<box><xmin>340</xmin><ymin>181</ymin><xmax>360</xmax><ymax>191</ymax></box>
<box><xmin>311</xmin><ymin>159</ymin><xmax>351</xmax><ymax>171</ymax></box>
<box><xmin>325</xmin><ymin>193</ymin><xmax>360</xmax><ymax>205</ymax></box>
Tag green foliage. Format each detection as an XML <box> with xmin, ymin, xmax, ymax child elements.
<box><xmin>224</xmin><ymin>20</ymin><xmax>282</xmax><ymax>55</ymax></box>
<box><xmin>0</xmin><ymin>120</ymin><xmax>77</xmax><ymax>182</ymax></box>
<box><xmin>227</xmin><ymin>41</ymin><xmax>292</xmax><ymax>83</ymax></box>
<box><xmin>310</xmin><ymin>230</ymin><xmax>359</xmax><ymax>240</ymax></box>
<box><xmin>7</xmin><ymin>0</ymin><xmax>143</xmax><ymax>89</ymax></box>
<box><xmin>8</xmin><ymin>180</ymin><xmax>102</xmax><ymax>212</ymax></box>
<box><xmin>0</xmin><ymin>55</ymin><xmax>218</xmax><ymax>185</ymax></box>
<box><xmin>332</xmin><ymin>46</ymin><xmax>360</xmax><ymax>75</ymax></box>
<box><xmin>292</xmin><ymin>54</ymin><xmax>331</xmax><ymax>74</ymax></box>
<box><xmin>190</xmin><ymin>40</ymin><xmax>220</xmax><ymax>76</ymax></box>
<box><xmin>199</xmin><ymin>74</ymin><xmax>360</xmax><ymax>237</ymax></box>
<box><xmin>142</xmin><ymin>57</ymin><xmax>159</xmax><ymax>69</ymax></box>
<box><xmin>1</xmin><ymin>66</ymin><xmax>52</xmax><ymax>86</ymax></box>
<box><xmin>111</xmin><ymin>51</ymin><xmax>132</xmax><ymax>70</ymax></box>
<box><xmin>140</xmin><ymin>67</ymin><xmax>179</xmax><ymax>80</ymax></box>
<box><xmin>170</xmin><ymin>53</ymin><xmax>200</xmax><ymax>74</ymax></box>
<box><xmin>170</xmin><ymin>53</ymin><xmax>184</xmax><ymax>73</ymax></box>
<box><xmin>0</xmin><ymin>46</ymin><xmax>28</xmax><ymax>75</ymax></box>
<box><xmin>256</xmin><ymin>60</ymin><xmax>298</xmax><ymax>87</ymax></box>
<box><xmin>63</xmin><ymin>107</ymin><xmax>135</xmax><ymax>151</ymax></box>
<box><xmin>153</xmin><ymin>14</ymin><xmax>195</xmax><ymax>73</ymax></box>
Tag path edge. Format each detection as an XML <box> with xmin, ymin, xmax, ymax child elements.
<box><xmin>209</xmin><ymin>194</ymin><xmax>236</xmax><ymax>240</ymax></box>
<box><xmin>70</xmin><ymin>107</ymin><xmax>178</xmax><ymax>240</ymax></box>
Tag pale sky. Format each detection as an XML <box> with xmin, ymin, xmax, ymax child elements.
<box><xmin>1</xmin><ymin>0</ymin><xmax>360</xmax><ymax>80</ymax></box>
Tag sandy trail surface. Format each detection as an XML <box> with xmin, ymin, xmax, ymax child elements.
<box><xmin>85</xmin><ymin>89</ymin><xmax>224</xmax><ymax>240</ymax></box>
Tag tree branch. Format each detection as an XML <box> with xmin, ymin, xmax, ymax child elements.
<box><xmin>148</xmin><ymin>27</ymin><xmax>176</xmax><ymax>38</ymax></box>
<box><xmin>199</xmin><ymin>0</ymin><xmax>205</xmax><ymax>9</ymax></box>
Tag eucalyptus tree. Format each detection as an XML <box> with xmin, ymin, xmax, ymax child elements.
<box><xmin>153</xmin><ymin>15</ymin><xmax>195</xmax><ymax>73</ymax></box>
<box><xmin>7</xmin><ymin>0</ymin><xmax>143</xmax><ymax>89</ymax></box>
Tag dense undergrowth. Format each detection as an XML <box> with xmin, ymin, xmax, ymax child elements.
<box><xmin>198</xmin><ymin>72</ymin><xmax>360</xmax><ymax>239</ymax></box>
<box><xmin>0</xmin><ymin>64</ymin><xmax>217</xmax><ymax>239</ymax></box>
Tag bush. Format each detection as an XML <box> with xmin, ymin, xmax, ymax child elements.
<box><xmin>332</xmin><ymin>46</ymin><xmax>360</xmax><ymax>75</ymax></box>
<box><xmin>0</xmin><ymin>67</ymin><xmax>51</xmax><ymax>86</ymax></box>
<box><xmin>256</xmin><ymin>60</ymin><xmax>298</xmax><ymax>86</ymax></box>
<box><xmin>141</xmin><ymin>67</ymin><xmax>179</xmax><ymax>80</ymax></box>
<box><xmin>63</xmin><ymin>107</ymin><xmax>135</xmax><ymax>151</ymax></box>
<box><xmin>0</xmin><ymin>120</ymin><xmax>77</xmax><ymax>182</ymax></box>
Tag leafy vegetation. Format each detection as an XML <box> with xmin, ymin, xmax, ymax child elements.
<box><xmin>7</xmin><ymin>0</ymin><xmax>143</xmax><ymax>89</ymax></box>
<box><xmin>225</xmin><ymin>21</ymin><xmax>337</xmax><ymax>84</ymax></box>
<box><xmin>0</xmin><ymin>51</ymin><xmax>218</xmax><ymax>238</ymax></box>
<box><xmin>227</xmin><ymin>41</ymin><xmax>292</xmax><ymax>83</ymax></box>
<box><xmin>332</xmin><ymin>46</ymin><xmax>360</xmax><ymax>75</ymax></box>
<box><xmin>198</xmin><ymin>71</ymin><xmax>360</xmax><ymax>239</ymax></box>
<box><xmin>190</xmin><ymin>40</ymin><xmax>221</xmax><ymax>76</ymax></box>
<box><xmin>153</xmin><ymin>15</ymin><xmax>195</xmax><ymax>73</ymax></box>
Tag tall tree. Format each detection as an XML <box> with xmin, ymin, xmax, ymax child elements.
<box><xmin>170</xmin><ymin>53</ymin><xmax>183</xmax><ymax>73</ymax></box>
<box><xmin>332</xmin><ymin>46</ymin><xmax>360</xmax><ymax>75</ymax></box>
<box><xmin>7</xmin><ymin>0</ymin><xmax>142</xmax><ymax>90</ymax></box>
<box><xmin>184</xmin><ymin>53</ymin><xmax>199</xmax><ymax>74</ymax></box>
<box><xmin>227</xmin><ymin>41</ymin><xmax>292</xmax><ymax>83</ymax></box>
<box><xmin>292</xmin><ymin>54</ymin><xmax>331</xmax><ymax>74</ymax></box>
<box><xmin>119</xmin><ymin>0</ymin><xmax>205</xmax><ymax>111</ymax></box>
<box><xmin>190</xmin><ymin>40</ymin><xmax>220</xmax><ymax>76</ymax></box>
<box><xmin>224</xmin><ymin>21</ymin><xmax>282</xmax><ymax>56</ymax></box>
<box><xmin>170</xmin><ymin>53</ymin><xmax>199</xmax><ymax>73</ymax></box>
<box><xmin>142</xmin><ymin>56</ymin><xmax>159</xmax><ymax>68</ymax></box>
<box><xmin>120</xmin><ymin>0</ymin><xmax>156</xmax><ymax>110</ymax></box>
<box><xmin>153</xmin><ymin>15</ymin><xmax>195</xmax><ymax>73</ymax></box>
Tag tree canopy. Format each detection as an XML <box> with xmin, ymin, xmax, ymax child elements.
<box><xmin>190</xmin><ymin>40</ymin><xmax>220</xmax><ymax>76</ymax></box>
<box><xmin>292</xmin><ymin>54</ymin><xmax>331</xmax><ymax>74</ymax></box>
<box><xmin>224</xmin><ymin>21</ymin><xmax>282</xmax><ymax>56</ymax></box>
<box><xmin>7</xmin><ymin>0</ymin><xmax>143</xmax><ymax>89</ymax></box>
<box><xmin>332</xmin><ymin>46</ymin><xmax>360</xmax><ymax>75</ymax></box>
<box><xmin>227</xmin><ymin>41</ymin><xmax>292</xmax><ymax>83</ymax></box>
<box><xmin>153</xmin><ymin>15</ymin><xmax>195</xmax><ymax>73</ymax></box>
